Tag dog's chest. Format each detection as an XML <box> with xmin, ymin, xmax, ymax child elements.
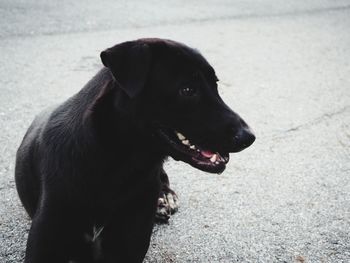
<box><xmin>81</xmin><ymin>225</ymin><xmax>104</xmax><ymax>261</ymax></box>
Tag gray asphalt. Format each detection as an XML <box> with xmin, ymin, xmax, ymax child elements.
<box><xmin>1</xmin><ymin>1</ymin><xmax>350</xmax><ymax>262</ymax></box>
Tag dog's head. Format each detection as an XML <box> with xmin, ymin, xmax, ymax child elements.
<box><xmin>100</xmin><ymin>38</ymin><xmax>255</xmax><ymax>173</ymax></box>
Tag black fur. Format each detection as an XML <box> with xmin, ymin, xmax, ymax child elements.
<box><xmin>15</xmin><ymin>38</ymin><xmax>255</xmax><ymax>263</ymax></box>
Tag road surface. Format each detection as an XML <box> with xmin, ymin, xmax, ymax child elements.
<box><xmin>1</xmin><ymin>1</ymin><xmax>350</xmax><ymax>262</ymax></box>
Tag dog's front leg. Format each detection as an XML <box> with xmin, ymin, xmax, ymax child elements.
<box><xmin>99</xmin><ymin>181</ymin><xmax>160</xmax><ymax>263</ymax></box>
<box><xmin>24</xmin><ymin>203</ymin><xmax>83</xmax><ymax>263</ymax></box>
<box><xmin>155</xmin><ymin>167</ymin><xmax>179</xmax><ymax>222</ymax></box>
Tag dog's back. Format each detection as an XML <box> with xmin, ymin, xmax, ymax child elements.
<box><xmin>15</xmin><ymin>68</ymin><xmax>113</xmax><ymax>218</ymax></box>
<box><xmin>15</xmin><ymin>108</ymin><xmax>53</xmax><ymax>218</ymax></box>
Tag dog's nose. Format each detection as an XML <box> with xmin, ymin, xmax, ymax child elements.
<box><xmin>226</xmin><ymin>125</ymin><xmax>255</xmax><ymax>152</ymax></box>
<box><xmin>234</xmin><ymin>127</ymin><xmax>255</xmax><ymax>150</ymax></box>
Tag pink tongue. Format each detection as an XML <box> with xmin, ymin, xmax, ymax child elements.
<box><xmin>201</xmin><ymin>150</ymin><xmax>215</xmax><ymax>158</ymax></box>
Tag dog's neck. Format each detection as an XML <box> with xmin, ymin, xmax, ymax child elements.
<box><xmin>70</xmin><ymin>69</ymin><xmax>167</xmax><ymax>171</ymax></box>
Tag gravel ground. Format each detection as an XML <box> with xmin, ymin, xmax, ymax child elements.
<box><xmin>1</xmin><ymin>1</ymin><xmax>350</xmax><ymax>262</ymax></box>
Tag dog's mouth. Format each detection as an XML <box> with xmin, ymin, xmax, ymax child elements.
<box><xmin>156</xmin><ymin>128</ymin><xmax>229</xmax><ymax>173</ymax></box>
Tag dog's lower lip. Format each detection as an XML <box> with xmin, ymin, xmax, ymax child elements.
<box><xmin>191</xmin><ymin>156</ymin><xmax>227</xmax><ymax>173</ymax></box>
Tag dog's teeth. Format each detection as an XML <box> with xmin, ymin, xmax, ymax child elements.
<box><xmin>210</xmin><ymin>154</ymin><xmax>217</xmax><ymax>163</ymax></box>
<box><xmin>176</xmin><ymin>132</ymin><xmax>186</xmax><ymax>141</ymax></box>
<box><xmin>190</xmin><ymin>145</ymin><xmax>196</xmax><ymax>150</ymax></box>
<box><xmin>215</xmin><ymin>161</ymin><xmax>220</xmax><ymax>165</ymax></box>
<box><xmin>182</xmin><ymin>140</ymin><xmax>190</xmax><ymax>146</ymax></box>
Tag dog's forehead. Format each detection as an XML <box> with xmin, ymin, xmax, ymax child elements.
<box><xmin>138</xmin><ymin>38</ymin><xmax>217</xmax><ymax>79</ymax></box>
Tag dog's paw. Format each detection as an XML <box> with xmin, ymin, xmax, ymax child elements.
<box><xmin>155</xmin><ymin>190</ymin><xmax>179</xmax><ymax>223</ymax></box>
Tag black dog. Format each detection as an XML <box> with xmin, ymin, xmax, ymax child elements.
<box><xmin>15</xmin><ymin>38</ymin><xmax>255</xmax><ymax>263</ymax></box>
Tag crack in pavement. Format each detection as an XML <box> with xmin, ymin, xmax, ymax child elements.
<box><xmin>266</xmin><ymin>105</ymin><xmax>350</xmax><ymax>140</ymax></box>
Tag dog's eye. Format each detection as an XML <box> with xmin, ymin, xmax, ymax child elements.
<box><xmin>179</xmin><ymin>86</ymin><xmax>196</xmax><ymax>97</ymax></box>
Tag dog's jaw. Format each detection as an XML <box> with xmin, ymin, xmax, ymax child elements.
<box><xmin>156</xmin><ymin>127</ymin><xmax>229</xmax><ymax>174</ymax></box>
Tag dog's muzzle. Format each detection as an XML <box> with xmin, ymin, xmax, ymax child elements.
<box><xmin>156</xmin><ymin>127</ymin><xmax>230</xmax><ymax>174</ymax></box>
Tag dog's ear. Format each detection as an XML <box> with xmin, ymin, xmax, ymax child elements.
<box><xmin>100</xmin><ymin>42</ymin><xmax>151</xmax><ymax>98</ymax></box>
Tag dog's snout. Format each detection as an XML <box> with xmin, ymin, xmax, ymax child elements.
<box><xmin>234</xmin><ymin>127</ymin><xmax>255</xmax><ymax>149</ymax></box>
<box><xmin>225</xmin><ymin>123</ymin><xmax>255</xmax><ymax>152</ymax></box>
